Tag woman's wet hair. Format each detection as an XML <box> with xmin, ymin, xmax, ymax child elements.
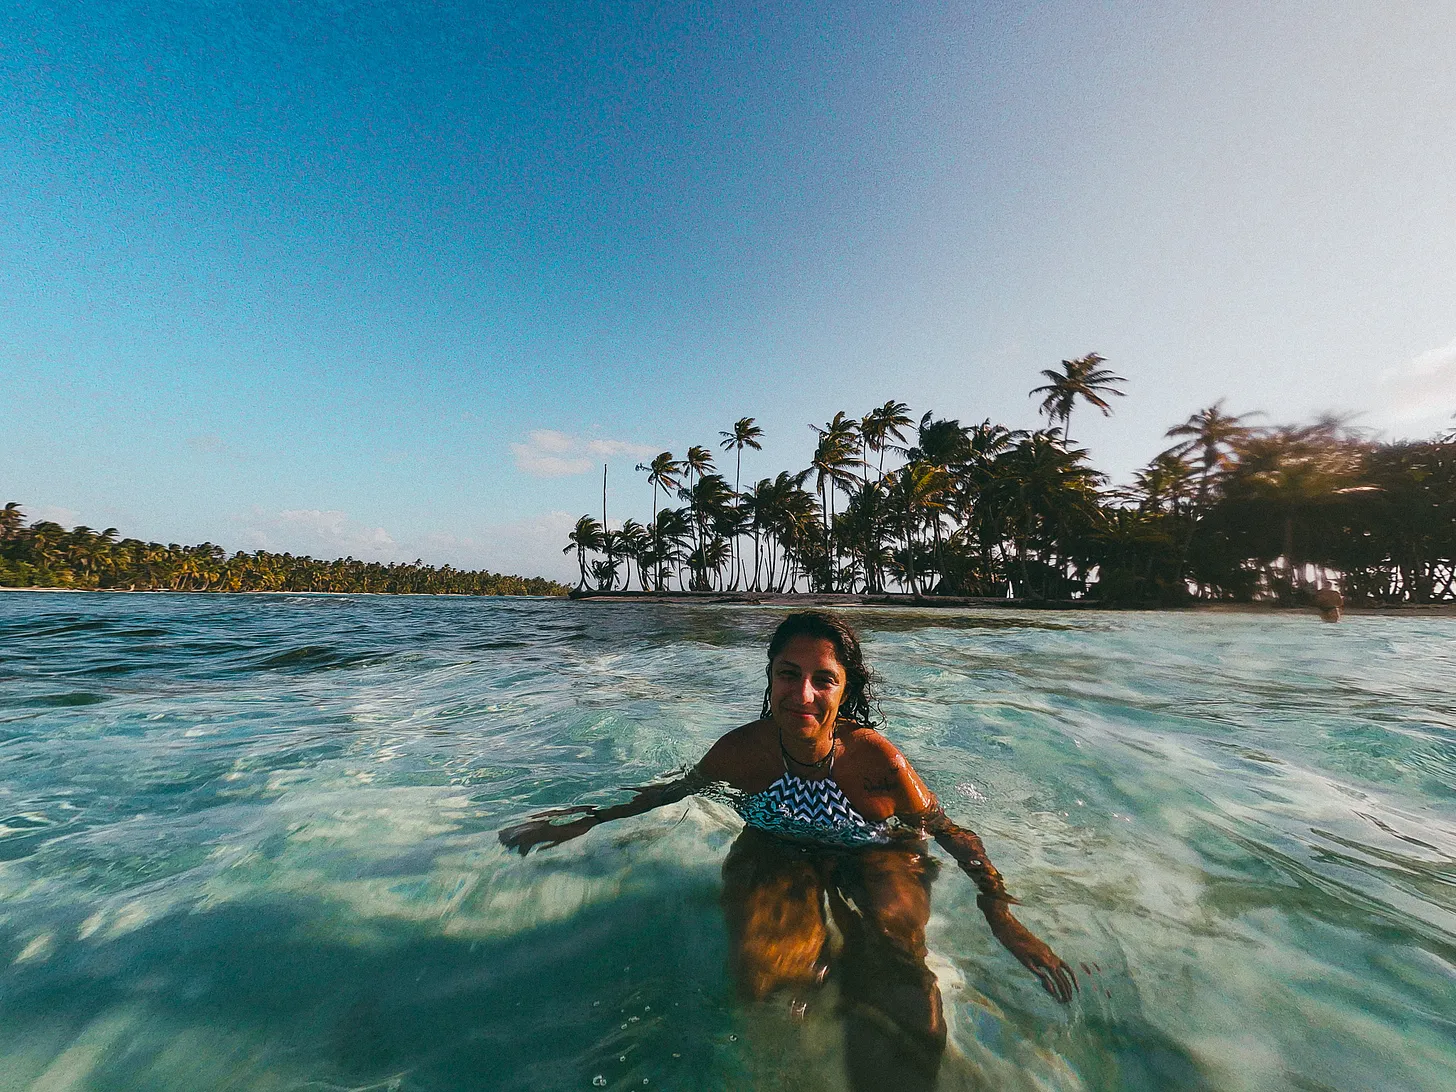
<box><xmin>759</xmin><ymin>610</ymin><xmax>881</xmax><ymax>728</ymax></box>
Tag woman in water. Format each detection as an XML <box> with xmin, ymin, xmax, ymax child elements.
<box><xmin>500</xmin><ymin>610</ymin><xmax>1076</xmax><ymax>1090</ymax></box>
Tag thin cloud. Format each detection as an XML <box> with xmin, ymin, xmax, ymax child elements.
<box><xmin>1377</xmin><ymin>336</ymin><xmax>1456</xmax><ymax>425</ymax></box>
<box><xmin>26</xmin><ymin>505</ymin><xmax>81</xmax><ymax>528</ymax></box>
<box><xmin>227</xmin><ymin>507</ymin><xmax>577</xmax><ymax>579</ymax></box>
<box><xmin>511</xmin><ymin>430</ymin><xmax>657</xmax><ymax>478</ymax></box>
<box><xmin>232</xmin><ymin>508</ymin><xmax>397</xmax><ymax>560</ymax></box>
<box><xmin>186</xmin><ymin>434</ymin><xmax>227</xmax><ymax>454</ymax></box>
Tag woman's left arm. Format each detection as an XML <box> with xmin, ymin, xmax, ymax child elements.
<box><xmin>915</xmin><ymin>806</ymin><xmax>1078</xmax><ymax>1003</ymax></box>
<box><xmin>877</xmin><ymin>742</ymin><xmax>1077</xmax><ymax>1002</ymax></box>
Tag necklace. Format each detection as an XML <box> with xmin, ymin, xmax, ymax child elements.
<box><xmin>779</xmin><ymin>726</ymin><xmax>835</xmax><ymax>771</ymax></box>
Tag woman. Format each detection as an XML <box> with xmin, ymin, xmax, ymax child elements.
<box><xmin>501</xmin><ymin>610</ymin><xmax>1076</xmax><ymax>1090</ymax></box>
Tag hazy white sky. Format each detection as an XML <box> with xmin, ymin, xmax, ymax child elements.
<box><xmin>2</xmin><ymin>1</ymin><xmax>1452</xmax><ymax>580</ymax></box>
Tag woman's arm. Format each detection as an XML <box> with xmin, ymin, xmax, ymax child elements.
<box><xmin>499</xmin><ymin>725</ymin><xmax>762</xmax><ymax>856</ymax></box>
<box><xmin>916</xmin><ymin>806</ymin><xmax>1078</xmax><ymax>1003</ymax></box>
<box><xmin>498</xmin><ymin>767</ymin><xmax>708</xmax><ymax>855</ymax></box>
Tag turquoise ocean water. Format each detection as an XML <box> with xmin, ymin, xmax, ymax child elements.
<box><xmin>1</xmin><ymin>593</ymin><xmax>1452</xmax><ymax>1091</ymax></box>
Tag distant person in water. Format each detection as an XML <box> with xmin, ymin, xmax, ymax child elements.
<box><xmin>500</xmin><ymin>610</ymin><xmax>1076</xmax><ymax>1091</ymax></box>
<box><xmin>1313</xmin><ymin>588</ymin><xmax>1343</xmax><ymax>622</ymax></box>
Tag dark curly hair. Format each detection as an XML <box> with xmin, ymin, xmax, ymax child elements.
<box><xmin>759</xmin><ymin>610</ymin><xmax>881</xmax><ymax>728</ymax></box>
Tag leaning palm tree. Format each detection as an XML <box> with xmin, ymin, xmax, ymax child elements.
<box><xmin>563</xmin><ymin>515</ymin><xmax>604</xmax><ymax>590</ymax></box>
<box><xmin>1030</xmin><ymin>353</ymin><xmax>1126</xmax><ymax>445</ymax></box>
<box><xmin>638</xmin><ymin>452</ymin><xmax>683</xmax><ymax>521</ymax></box>
<box><xmin>718</xmin><ymin>418</ymin><xmax>763</xmax><ymax>587</ymax></box>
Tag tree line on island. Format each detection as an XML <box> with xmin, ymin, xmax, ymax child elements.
<box><xmin>565</xmin><ymin>354</ymin><xmax>1456</xmax><ymax>604</ymax></box>
<box><xmin>0</xmin><ymin>508</ymin><xmax>568</xmax><ymax>596</ymax></box>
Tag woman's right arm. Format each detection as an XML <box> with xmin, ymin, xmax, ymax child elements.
<box><xmin>497</xmin><ymin>726</ymin><xmax>753</xmax><ymax>855</ymax></box>
<box><xmin>498</xmin><ymin>767</ymin><xmax>708</xmax><ymax>855</ymax></box>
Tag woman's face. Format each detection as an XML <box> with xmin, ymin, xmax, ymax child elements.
<box><xmin>769</xmin><ymin>635</ymin><xmax>847</xmax><ymax>740</ymax></box>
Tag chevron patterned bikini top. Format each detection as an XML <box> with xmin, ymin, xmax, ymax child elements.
<box><xmin>733</xmin><ymin>760</ymin><xmax>891</xmax><ymax>848</ymax></box>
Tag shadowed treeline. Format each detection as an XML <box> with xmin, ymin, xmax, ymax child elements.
<box><xmin>565</xmin><ymin>360</ymin><xmax>1456</xmax><ymax>605</ymax></box>
<box><xmin>0</xmin><ymin>506</ymin><xmax>567</xmax><ymax>596</ymax></box>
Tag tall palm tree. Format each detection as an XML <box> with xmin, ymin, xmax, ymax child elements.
<box><xmin>652</xmin><ymin>508</ymin><xmax>691</xmax><ymax>590</ymax></box>
<box><xmin>637</xmin><ymin>452</ymin><xmax>682</xmax><ymax>591</ymax></box>
<box><xmin>860</xmin><ymin>401</ymin><xmax>913</xmax><ymax>483</ymax></box>
<box><xmin>681</xmin><ymin>474</ymin><xmax>734</xmax><ymax>589</ymax></box>
<box><xmin>617</xmin><ymin>518</ymin><xmax>649</xmax><ymax>591</ymax></box>
<box><xmin>1030</xmin><ymin>353</ymin><xmax>1126</xmax><ymax>445</ymax></box>
<box><xmin>718</xmin><ymin>418</ymin><xmax>763</xmax><ymax>588</ymax></box>
<box><xmin>857</xmin><ymin>404</ymin><xmax>912</xmax><ymax>590</ymax></box>
<box><xmin>808</xmin><ymin>413</ymin><xmax>861</xmax><ymax>589</ymax></box>
<box><xmin>885</xmin><ymin>462</ymin><xmax>950</xmax><ymax>595</ymax></box>
<box><xmin>563</xmin><ymin>515</ymin><xmax>604</xmax><ymax>590</ymax></box>
<box><xmin>682</xmin><ymin>445</ymin><xmax>716</xmax><ymax>554</ymax></box>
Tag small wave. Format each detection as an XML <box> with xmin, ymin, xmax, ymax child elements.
<box><xmin>15</xmin><ymin>692</ymin><xmax>109</xmax><ymax>708</ymax></box>
<box><xmin>246</xmin><ymin>644</ymin><xmax>391</xmax><ymax>672</ymax></box>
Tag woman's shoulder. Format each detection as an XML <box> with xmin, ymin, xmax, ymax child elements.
<box><xmin>839</xmin><ymin>720</ymin><xmax>903</xmax><ymax>760</ymax></box>
<box><xmin>697</xmin><ymin>720</ymin><xmax>777</xmax><ymax>783</ymax></box>
<box><xmin>837</xmin><ymin>722</ymin><xmax>936</xmax><ymax>813</ymax></box>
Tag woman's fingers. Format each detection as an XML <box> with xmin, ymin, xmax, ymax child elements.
<box><xmin>1026</xmin><ymin>952</ymin><xmax>1077</xmax><ymax>1002</ymax></box>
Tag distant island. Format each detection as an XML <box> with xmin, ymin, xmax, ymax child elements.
<box><xmin>0</xmin><ymin>505</ymin><xmax>567</xmax><ymax>597</ymax></box>
<box><xmin>563</xmin><ymin>356</ymin><xmax>1456</xmax><ymax>606</ymax></box>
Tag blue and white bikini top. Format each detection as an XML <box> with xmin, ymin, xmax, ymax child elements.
<box><xmin>732</xmin><ymin>751</ymin><xmax>891</xmax><ymax>848</ymax></box>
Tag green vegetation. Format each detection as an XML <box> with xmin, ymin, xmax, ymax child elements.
<box><xmin>572</xmin><ymin>360</ymin><xmax>1456</xmax><ymax>604</ymax></box>
<box><xmin>0</xmin><ymin>505</ymin><xmax>567</xmax><ymax>596</ymax></box>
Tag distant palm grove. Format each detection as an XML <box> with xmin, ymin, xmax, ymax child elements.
<box><xmin>565</xmin><ymin>355</ymin><xmax>1456</xmax><ymax>604</ymax></box>
<box><xmin>0</xmin><ymin>507</ymin><xmax>567</xmax><ymax>596</ymax></box>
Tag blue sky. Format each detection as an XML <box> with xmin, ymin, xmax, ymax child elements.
<box><xmin>3</xmin><ymin>1</ymin><xmax>1454</xmax><ymax>580</ymax></box>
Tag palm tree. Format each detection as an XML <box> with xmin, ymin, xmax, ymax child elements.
<box><xmin>912</xmin><ymin>413</ymin><xmax>969</xmax><ymax>469</ymax></box>
<box><xmin>637</xmin><ymin>452</ymin><xmax>682</xmax><ymax>590</ymax></box>
<box><xmin>681</xmin><ymin>474</ymin><xmax>734</xmax><ymax>589</ymax></box>
<box><xmin>1220</xmin><ymin>417</ymin><xmax>1366</xmax><ymax>599</ymax></box>
<box><xmin>1164</xmin><ymin>402</ymin><xmax>1257</xmax><ymax>512</ymax></box>
<box><xmin>861</xmin><ymin>401</ymin><xmax>913</xmax><ymax>483</ymax></box>
<box><xmin>886</xmin><ymin>463</ymin><xmax>950</xmax><ymax>595</ymax></box>
<box><xmin>718</xmin><ymin>418</ymin><xmax>763</xmax><ymax>588</ymax></box>
<box><xmin>809</xmin><ymin>413</ymin><xmax>861</xmax><ymax>589</ymax></box>
<box><xmin>985</xmin><ymin>430</ymin><xmax>1105</xmax><ymax>597</ymax></box>
<box><xmin>1131</xmin><ymin>451</ymin><xmax>1197</xmax><ymax>516</ymax></box>
<box><xmin>0</xmin><ymin>503</ymin><xmax>23</xmax><ymax>542</ymax></box>
<box><xmin>617</xmin><ymin>518</ymin><xmax>649</xmax><ymax>591</ymax></box>
<box><xmin>1030</xmin><ymin>353</ymin><xmax>1126</xmax><ymax>445</ymax></box>
<box><xmin>652</xmin><ymin>508</ymin><xmax>692</xmax><ymax>590</ymax></box>
<box><xmin>563</xmin><ymin>515</ymin><xmax>604</xmax><ymax>590</ymax></box>
<box><xmin>682</xmin><ymin>445</ymin><xmax>716</xmax><ymax>553</ymax></box>
<box><xmin>683</xmin><ymin>445</ymin><xmax>715</xmax><ymax>492</ymax></box>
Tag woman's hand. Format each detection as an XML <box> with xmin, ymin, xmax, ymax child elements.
<box><xmin>980</xmin><ymin>897</ymin><xmax>1079</xmax><ymax>1003</ymax></box>
<box><xmin>498</xmin><ymin>806</ymin><xmax>599</xmax><ymax>856</ymax></box>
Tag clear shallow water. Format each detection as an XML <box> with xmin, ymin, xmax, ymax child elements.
<box><xmin>0</xmin><ymin>593</ymin><xmax>1452</xmax><ymax>1092</ymax></box>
